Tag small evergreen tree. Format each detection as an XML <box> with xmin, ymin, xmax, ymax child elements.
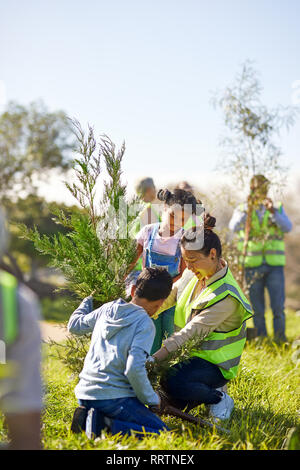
<box><xmin>19</xmin><ymin>120</ymin><xmax>138</xmax><ymax>372</ymax></box>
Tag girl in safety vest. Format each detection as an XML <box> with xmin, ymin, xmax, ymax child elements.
<box><xmin>152</xmin><ymin>214</ymin><xmax>253</xmax><ymax>422</ymax></box>
<box><xmin>126</xmin><ymin>188</ymin><xmax>203</xmax><ymax>355</ymax></box>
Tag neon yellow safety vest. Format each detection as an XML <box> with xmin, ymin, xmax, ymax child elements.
<box><xmin>0</xmin><ymin>271</ymin><xmax>18</xmax><ymax>345</ymax></box>
<box><xmin>0</xmin><ymin>271</ymin><xmax>18</xmax><ymax>378</ymax></box>
<box><xmin>174</xmin><ymin>267</ymin><xmax>253</xmax><ymax>380</ymax></box>
<box><xmin>238</xmin><ymin>203</ymin><xmax>285</xmax><ymax>268</ymax></box>
<box><xmin>183</xmin><ymin>213</ymin><xmax>204</xmax><ymax>231</ymax></box>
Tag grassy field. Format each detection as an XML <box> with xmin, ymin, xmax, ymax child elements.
<box><xmin>1</xmin><ymin>309</ymin><xmax>300</xmax><ymax>450</ymax></box>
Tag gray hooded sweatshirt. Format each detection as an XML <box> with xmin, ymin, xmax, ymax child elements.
<box><xmin>67</xmin><ymin>297</ymin><xmax>159</xmax><ymax>406</ymax></box>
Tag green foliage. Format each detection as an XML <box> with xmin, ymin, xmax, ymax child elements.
<box><xmin>19</xmin><ymin>120</ymin><xmax>137</xmax><ymax>303</ymax></box>
<box><xmin>147</xmin><ymin>334</ymin><xmax>206</xmax><ymax>391</ymax></box>
<box><xmin>0</xmin><ymin>100</ymin><xmax>75</xmax><ymax>198</ymax></box>
<box><xmin>41</xmin><ymin>296</ymin><xmax>73</xmax><ymax>323</ymax></box>
<box><xmin>284</xmin><ymin>426</ymin><xmax>300</xmax><ymax>450</ymax></box>
<box><xmin>2</xmin><ymin>194</ymin><xmax>80</xmax><ymax>275</ymax></box>
<box><xmin>8</xmin><ymin>310</ymin><xmax>298</xmax><ymax>450</ymax></box>
<box><xmin>19</xmin><ymin>120</ymin><xmax>138</xmax><ymax>371</ymax></box>
<box><xmin>48</xmin><ymin>335</ymin><xmax>91</xmax><ymax>376</ymax></box>
<box><xmin>211</xmin><ymin>60</ymin><xmax>299</xmax><ymax>189</ymax></box>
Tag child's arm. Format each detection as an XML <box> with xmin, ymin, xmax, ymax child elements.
<box><xmin>124</xmin><ymin>320</ymin><xmax>160</xmax><ymax>406</ymax></box>
<box><xmin>125</xmin><ymin>243</ymin><xmax>143</xmax><ymax>276</ymax></box>
<box><xmin>67</xmin><ymin>296</ymin><xmax>104</xmax><ymax>335</ymax></box>
<box><xmin>125</xmin><ymin>225</ymin><xmax>150</xmax><ymax>277</ymax></box>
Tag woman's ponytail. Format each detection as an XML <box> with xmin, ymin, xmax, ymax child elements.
<box><xmin>157</xmin><ymin>189</ymin><xmax>174</xmax><ymax>205</ymax></box>
<box><xmin>181</xmin><ymin>213</ymin><xmax>222</xmax><ymax>258</ymax></box>
<box><xmin>204</xmin><ymin>213</ymin><xmax>216</xmax><ymax>230</ymax></box>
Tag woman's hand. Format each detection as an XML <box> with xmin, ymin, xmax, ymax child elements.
<box><xmin>263</xmin><ymin>197</ymin><xmax>275</xmax><ymax>213</ymax></box>
<box><xmin>153</xmin><ymin>347</ymin><xmax>169</xmax><ymax>362</ymax></box>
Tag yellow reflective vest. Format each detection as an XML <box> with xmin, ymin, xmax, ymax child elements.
<box><xmin>0</xmin><ymin>271</ymin><xmax>18</xmax><ymax>345</ymax></box>
<box><xmin>174</xmin><ymin>267</ymin><xmax>253</xmax><ymax>380</ymax></box>
<box><xmin>238</xmin><ymin>203</ymin><xmax>285</xmax><ymax>268</ymax></box>
<box><xmin>0</xmin><ymin>271</ymin><xmax>18</xmax><ymax>378</ymax></box>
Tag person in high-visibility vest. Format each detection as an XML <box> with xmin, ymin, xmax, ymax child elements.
<box><xmin>229</xmin><ymin>174</ymin><xmax>292</xmax><ymax>342</ymax></box>
<box><xmin>151</xmin><ymin>215</ymin><xmax>253</xmax><ymax>421</ymax></box>
<box><xmin>133</xmin><ymin>177</ymin><xmax>160</xmax><ymax>248</ymax></box>
<box><xmin>0</xmin><ymin>209</ymin><xmax>42</xmax><ymax>450</ymax></box>
<box><xmin>127</xmin><ymin>189</ymin><xmax>204</xmax><ymax>356</ymax></box>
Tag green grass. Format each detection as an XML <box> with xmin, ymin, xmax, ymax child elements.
<box><xmin>1</xmin><ymin>309</ymin><xmax>300</xmax><ymax>450</ymax></box>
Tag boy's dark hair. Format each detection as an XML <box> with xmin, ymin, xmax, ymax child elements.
<box><xmin>135</xmin><ymin>267</ymin><xmax>173</xmax><ymax>301</ymax></box>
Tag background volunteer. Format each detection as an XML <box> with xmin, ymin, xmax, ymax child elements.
<box><xmin>229</xmin><ymin>174</ymin><xmax>292</xmax><ymax>341</ymax></box>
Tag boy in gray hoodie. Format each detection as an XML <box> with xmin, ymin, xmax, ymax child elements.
<box><xmin>68</xmin><ymin>267</ymin><xmax>172</xmax><ymax>437</ymax></box>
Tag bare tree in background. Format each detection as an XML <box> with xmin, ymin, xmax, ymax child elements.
<box><xmin>211</xmin><ymin>61</ymin><xmax>299</xmax><ymax>285</ymax></box>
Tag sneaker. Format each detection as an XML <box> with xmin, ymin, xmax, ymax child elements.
<box><xmin>71</xmin><ymin>406</ymin><xmax>88</xmax><ymax>433</ymax></box>
<box><xmin>209</xmin><ymin>392</ymin><xmax>234</xmax><ymax>421</ymax></box>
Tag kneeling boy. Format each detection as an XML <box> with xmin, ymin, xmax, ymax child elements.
<box><xmin>68</xmin><ymin>267</ymin><xmax>172</xmax><ymax>437</ymax></box>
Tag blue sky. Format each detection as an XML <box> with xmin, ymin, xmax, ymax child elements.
<box><xmin>1</xmin><ymin>0</ymin><xmax>300</xmax><ymax>199</ymax></box>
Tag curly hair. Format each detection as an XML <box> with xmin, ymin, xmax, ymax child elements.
<box><xmin>157</xmin><ymin>188</ymin><xmax>201</xmax><ymax>215</ymax></box>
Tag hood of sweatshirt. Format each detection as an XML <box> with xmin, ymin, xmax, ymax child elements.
<box><xmin>101</xmin><ymin>298</ymin><xmax>147</xmax><ymax>340</ymax></box>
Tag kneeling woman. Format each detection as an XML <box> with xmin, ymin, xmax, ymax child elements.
<box><xmin>153</xmin><ymin>215</ymin><xmax>253</xmax><ymax>421</ymax></box>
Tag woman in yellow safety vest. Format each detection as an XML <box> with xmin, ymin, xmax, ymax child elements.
<box><xmin>152</xmin><ymin>214</ymin><xmax>253</xmax><ymax>422</ymax></box>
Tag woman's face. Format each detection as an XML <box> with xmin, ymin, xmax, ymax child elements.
<box><xmin>181</xmin><ymin>247</ymin><xmax>217</xmax><ymax>279</ymax></box>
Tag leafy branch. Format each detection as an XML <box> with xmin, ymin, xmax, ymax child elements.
<box><xmin>147</xmin><ymin>334</ymin><xmax>206</xmax><ymax>390</ymax></box>
<box><xmin>211</xmin><ymin>60</ymin><xmax>299</xmax><ymax>188</ymax></box>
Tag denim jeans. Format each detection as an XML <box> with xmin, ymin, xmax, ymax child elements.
<box><xmin>78</xmin><ymin>396</ymin><xmax>169</xmax><ymax>437</ymax></box>
<box><xmin>151</xmin><ymin>306</ymin><xmax>175</xmax><ymax>355</ymax></box>
<box><xmin>161</xmin><ymin>357</ymin><xmax>228</xmax><ymax>410</ymax></box>
<box><xmin>245</xmin><ymin>264</ymin><xmax>287</xmax><ymax>341</ymax></box>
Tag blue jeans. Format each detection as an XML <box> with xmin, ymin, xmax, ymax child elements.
<box><xmin>245</xmin><ymin>264</ymin><xmax>286</xmax><ymax>341</ymax></box>
<box><xmin>151</xmin><ymin>306</ymin><xmax>175</xmax><ymax>355</ymax></box>
<box><xmin>162</xmin><ymin>357</ymin><xmax>228</xmax><ymax>410</ymax></box>
<box><xmin>78</xmin><ymin>397</ymin><xmax>169</xmax><ymax>437</ymax></box>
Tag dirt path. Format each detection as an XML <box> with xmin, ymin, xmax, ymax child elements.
<box><xmin>40</xmin><ymin>321</ymin><xmax>70</xmax><ymax>343</ymax></box>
